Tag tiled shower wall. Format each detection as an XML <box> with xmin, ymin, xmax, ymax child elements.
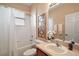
<box><xmin>15</xmin><ymin>26</ymin><xmax>32</xmax><ymax>48</ymax></box>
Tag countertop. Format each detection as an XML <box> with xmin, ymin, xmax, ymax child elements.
<box><xmin>36</xmin><ymin>43</ymin><xmax>79</xmax><ymax>56</ymax></box>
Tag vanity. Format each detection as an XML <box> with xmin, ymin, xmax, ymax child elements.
<box><xmin>35</xmin><ymin>39</ymin><xmax>79</xmax><ymax>56</ymax></box>
<box><xmin>36</xmin><ymin>48</ymin><xmax>48</xmax><ymax>56</ymax></box>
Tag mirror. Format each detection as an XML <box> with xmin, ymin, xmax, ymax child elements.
<box><xmin>48</xmin><ymin>5</ymin><xmax>63</xmax><ymax>40</ymax></box>
<box><xmin>48</xmin><ymin>10</ymin><xmax>56</xmax><ymax>40</ymax></box>
<box><xmin>48</xmin><ymin>3</ymin><xmax>79</xmax><ymax>43</ymax></box>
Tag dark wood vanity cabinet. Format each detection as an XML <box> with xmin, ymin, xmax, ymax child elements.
<box><xmin>36</xmin><ymin>48</ymin><xmax>48</xmax><ymax>56</ymax></box>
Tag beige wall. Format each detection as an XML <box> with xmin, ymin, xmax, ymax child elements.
<box><xmin>0</xmin><ymin>3</ymin><xmax>31</xmax><ymax>15</ymax></box>
<box><xmin>36</xmin><ymin>3</ymin><xmax>49</xmax><ymax>15</ymax></box>
<box><xmin>49</xmin><ymin>3</ymin><xmax>79</xmax><ymax>40</ymax></box>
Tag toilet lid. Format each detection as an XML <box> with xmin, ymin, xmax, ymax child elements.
<box><xmin>24</xmin><ymin>48</ymin><xmax>36</xmax><ymax>56</ymax></box>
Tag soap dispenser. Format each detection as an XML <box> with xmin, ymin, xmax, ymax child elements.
<box><xmin>68</xmin><ymin>40</ymin><xmax>75</xmax><ymax>50</ymax></box>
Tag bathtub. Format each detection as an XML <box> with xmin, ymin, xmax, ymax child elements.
<box><xmin>15</xmin><ymin>40</ymin><xmax>35</xmax><ymax>56</ymax></box>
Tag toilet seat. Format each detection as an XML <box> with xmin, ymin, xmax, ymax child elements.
<box><xmin>24</xmin><ymin>48</ymin><xmax>36</xmax><ymax>56</ymax></box>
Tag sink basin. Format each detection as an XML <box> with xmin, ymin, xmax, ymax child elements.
<box><xmin>45</xmin><ymin>43</ymin><xmax>68</xmax><ymax>54</ymax></box>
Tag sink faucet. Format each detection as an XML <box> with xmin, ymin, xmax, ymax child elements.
<box><xmin>55</xmin><ymin>41</ymin><xmax>60</xmax><ymax>47</ymax></box>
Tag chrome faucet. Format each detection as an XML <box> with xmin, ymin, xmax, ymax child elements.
<box><xmin>55</xmin><ymin>41</ymin><xmax>60</xmax><ymax>47</ymax></box>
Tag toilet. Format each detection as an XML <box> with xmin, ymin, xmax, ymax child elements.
<box><xmin>23</xmin><ymin>48</ymin><xmax>36</xmax><ymax>56</ymax></box>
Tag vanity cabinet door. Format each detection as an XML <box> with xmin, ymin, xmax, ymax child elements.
<box><xmin>36</xmin><ymin>48</ymin><xmax>48</xmax><ymax>56</ymax></box>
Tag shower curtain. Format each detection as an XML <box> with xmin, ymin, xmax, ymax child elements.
<box><xmin>0</xmin><ymin>6</ymin><xmax>14</xmax><ymax>56</ymax></box>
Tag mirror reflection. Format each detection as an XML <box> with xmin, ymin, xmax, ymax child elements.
<box><xmin>48</xmin><ymin>3</ymin><xmax>79</xmax><ymax>43</ymax></box>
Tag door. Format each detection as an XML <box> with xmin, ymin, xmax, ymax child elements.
<box><xmin>65</xmin><ymin>12</ymin><xmax>79</xmax><ymax>43</ymax></box>
<box><xmin>65</xmin><ymin>14</ymin><xmax>76</xmax><ymax>41</ymax></box>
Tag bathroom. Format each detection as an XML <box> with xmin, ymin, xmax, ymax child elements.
<box><xmin>0</xmin><ymin>3</ymin><xmax>79</xmax><ymax>56</ymax></box>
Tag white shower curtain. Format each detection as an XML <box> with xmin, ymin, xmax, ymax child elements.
<box><xmin>0</xmin><ymin>6</ymin><xmax>17</xmax><ymax>56</ymax></box>
<box><xmin>0</xmin><ymin>6</ymin><xmax>13</xmax><ymax>56</ymax></box>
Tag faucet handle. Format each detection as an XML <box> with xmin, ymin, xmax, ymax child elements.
<box><xmin>55</xmin><ymin>41</ymin><xmax>60</xmax><ymax>47</ymax></box>
<box><xmin>71</xmin><ymin>41</ymin><xmax>75</xmax><ymax>44</ymax></box>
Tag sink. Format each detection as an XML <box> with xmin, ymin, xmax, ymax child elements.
<box><xmin>45</xmin><ymin>43</ymin><xmax>68</xmax><ymax>54</ymax></box>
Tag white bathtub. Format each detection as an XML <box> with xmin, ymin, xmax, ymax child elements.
<box><xmin>16</xmin><ymin>40</ymin><xmax>35</xmax><ymax>56</ymax></box>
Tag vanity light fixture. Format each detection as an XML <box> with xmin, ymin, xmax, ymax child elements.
<box><xmin>48</xmin><ymin>3</ymin><xmax>64</xmax><ymax>10</ymax></box>
<box><xmin>49</xmin><ymin>3</ymin><xmax>60</xmax><ymax>8</ymax></box>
